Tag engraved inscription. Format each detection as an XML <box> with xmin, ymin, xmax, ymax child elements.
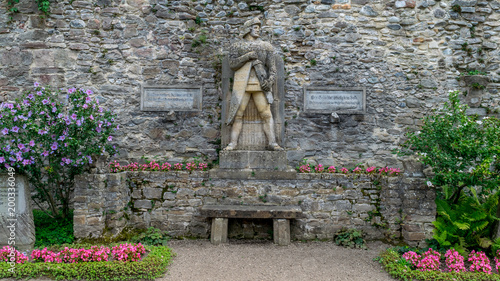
<box><xmin>0</xmin><ymin>177</ymin><xmax>25</xmax><ymax>214</ymax></box>
<box><xmin>141</xmin><ymin>86</ymin><xmax>202</xmax><ymax>112</ymax></box>
<box><xmin>304</xmin><ymin>88</ymin><xmax>365</xmax><ymax>113</ymax></box>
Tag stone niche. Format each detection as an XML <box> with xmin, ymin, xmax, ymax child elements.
<box><xmin>220</xmin><ymin>55</ymin><xmax>285</xmax><ymax>151</ymax></box>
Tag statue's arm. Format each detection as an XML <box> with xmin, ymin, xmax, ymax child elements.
<box><xmin>229</xmin><ymin>50</ymin><xmax>257</xmax><ymax>71</ymax></box>
<box><xmin>261</xmin><ymin>50</ymin><xmax>278</xmax><ymax>91</ymax></box>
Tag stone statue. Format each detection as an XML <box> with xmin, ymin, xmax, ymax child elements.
<box><xmin>224</xmin><ymin>17</ymin><xmax>283</xmax><ymax>151</ymax></box>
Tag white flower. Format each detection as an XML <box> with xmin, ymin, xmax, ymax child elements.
<box><xmin>476</xmin><ymin>121</ymin><xmax>482</xmax><ymax>125</ymax></box>
<box><xmin>427</xmin><ymin>181</ymin><xmax>433</xmax><ymax>187</ymax></box>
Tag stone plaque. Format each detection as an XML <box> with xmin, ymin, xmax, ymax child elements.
<box><xmin>141</xmin><ymin>85</ymin><xmax>202</xmax><ymax>112</ymax></box>
<box><xmin>0</xmin><ymin>174</ymin><xmax>35</xmax><ymax>252</ymax></box>
<box><xmin>304</xmin><ymin>87</ymin><xmax>366</xmax><ymax>114</ymax></box>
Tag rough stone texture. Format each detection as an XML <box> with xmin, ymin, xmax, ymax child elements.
<box><xmin>74</xmin><ymin>172</ymin><xmax>435</xmax><ymax>246</ymax></box>
<box><xmin>73</xmin><ymin>172</ymin><xmax>129</xmax><ymax>238</ymax></box>
<box><xmin>0</xmin><ymin>174</ymin><xmax>35</xmax><ymax>252</ymax></box>
<box><xmin>1</xmin><ymin>0</ymin><xmax>499</xmax><ymax>169</ymax></box>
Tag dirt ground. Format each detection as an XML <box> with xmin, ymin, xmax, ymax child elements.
<box><xmin>2</xmin><ymin>240</ymin><xmax>395</xmax><ymax>281</ymax></box>
<box><xmin>162</xmin><ymin>239</ymin><xmax>395</xmax><ymax>281</ymax></box>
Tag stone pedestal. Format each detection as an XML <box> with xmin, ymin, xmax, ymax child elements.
<box><xmin>0</xmin><ymin>174</ymin><xmax>35</xmax><ymax>252</ymax></box>
<box><xmin>219</xmin><ymin>150</ymin><xmax>288</xmax><ymax>170</ymax></box>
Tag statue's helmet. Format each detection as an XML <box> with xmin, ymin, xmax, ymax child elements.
<box><xmin>240</xmin><ymin>17</ymin><xmax>262</xmax><ymax>38</ymax></box>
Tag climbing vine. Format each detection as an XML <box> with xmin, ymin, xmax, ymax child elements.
<box><xmin>6</xmin><ymin>0</ymin><xmax>50</xmax><ymax>20</ymax></box>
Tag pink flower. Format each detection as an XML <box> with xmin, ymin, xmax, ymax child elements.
<box><xmin>315</xmin><ymin>164</ymin><xmax>324</xmax><ymax>173</ymax></box>
<box><xmin>327</xmin><ymin>166</ymin><xmax>336</xmax><ymax>173</ymax></box>
<box><xmin>107</xmin><ymin>136</ymin><xmax>112</xmax><ymax>141</ymax></box>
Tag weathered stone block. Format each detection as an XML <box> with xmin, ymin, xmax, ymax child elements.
<box><xmin>273</xmin><ymin>219</ymin><xmax>291</xmax><ymax>246</ymax></box>
<box><xmin>143</xmin><ymin>187</ymin><xmax>163</xmax><ymax>199</ymax></box>
<box><xmin>210</xmin><ymin>218</ymin><xmax>228</xmax><ymax>245</ymax></box>
<box><xmin>134</xmin><ymin>200</ymin><xmax>152</xmax><ymax>209</ymax></box>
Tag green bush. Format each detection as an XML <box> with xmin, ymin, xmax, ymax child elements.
<box><xmin>0</xmin><ymin>245</ymin><xmax>173</xmax><ymax>280</ymax></box>
<box><xmin>377</xmin><ymin>248</ymin><xmax>500</xmax><ymax>281</ymax></box>
<box><xmin>433</xmin><ymin>194</ymin><xmax>500</xmax><ymax>255</ymax></box>
<box><xmin>130</xmin><ymin>227</ymin><xmax>170</xmax><ymax>246</ymax></box>
<box><xmin>334</xmin><ymin>228</ymin><xmax>366</xmax><ymax>249</ymax></box>
<box><xmin>34</xmin><ymin>209</ymin><xmax>74</xmax><ymax>247</ymax></box>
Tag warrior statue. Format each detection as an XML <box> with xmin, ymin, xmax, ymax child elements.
<box><xmin>224</xmin><ymin>17</ymin><xmax>283</xmax><ymax>151</ymax></box>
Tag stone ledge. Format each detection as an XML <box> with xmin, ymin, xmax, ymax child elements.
<box><xmin>200</xmin><ymin>205</ymin><xmax>303</xmax><ymax>219</ymax></box>
<box><xmin>209</xmin><ymin>168</ymin><xmax>297</xmax><ymax>180</ymax></box>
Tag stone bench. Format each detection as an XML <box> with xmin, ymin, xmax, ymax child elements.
<box><xmin>200</xmin><ymin>205</ymin><xmax>302</xmax><ymax>246</ymax></box>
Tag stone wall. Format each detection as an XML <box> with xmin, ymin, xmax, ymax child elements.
<box><xmin>1</xmin><ymin>0</ymin><xmax>499</xmax><ymax>168</ymax></box>
<box><xmin>74</xmin><ymin>171</ymin><xmax>435</xmax><ymax>246</ymax></box>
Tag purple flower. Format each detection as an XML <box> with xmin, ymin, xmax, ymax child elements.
<box><xmin>42</xmin><ymin>99</ymin><xmax>49</xmax><ymax>105</ymax></box>
<box><xmin>86</xmin><ymin>89</ymin><xmax>93</xmax><ymax>95</ymax></box>
<box><xmin>39</xmin><ymin>111</ymin><xmax>45</xmax><ymax>115</ymax></box>
<box><xmin>71</xmin><ymin>113</ymin><xmax>77</xmax><ymax>120</ymax></box>
<box><xmin>85</xmin><ymin>96</ymin><xmax>92</xmax><ymax>103</ymax></box>
<box><xmin>18</xmin><ymin>143</ymin><xmax>25</xmax><ymax>150</ymax></box>
<box><xmin>83</xmin><ymin>104</ymin><xmax>88</xmax><ymax>109</ymax></box>
<box><xmin>0</xmin><ymin>157</ymin><xmax>4</xmax><ymax>163</ymax></box>
<box><xmin>57</xmin><ymin>113</ymin><xmax>63</xmax><ymax>118</ymax></box>
<box><xmin>68</xmin><ymin>88</ymin><xmax>76</xmax><ymax>94</ymax></box>
<box><xmin>107</xmin><ymin>136</ymin><xmax>113</xmax><ymax>141</ymax></box>
<box><xmin>23</xmin><ymin>100</ymin><xmax>29</xmax><ymax>105</ymax></box>
<box><xmin>76</xmin><ymin>120</ymin><xmax>81</xmax><ymax>126</ymax></box>
<box><xmin>6</xmin><ymin>103</ymin><xmax>13</xmax><ymax>109</ymax></box>
<box><xmin>29</xmin><ymin>140</ymin><xmax>35</xmax><ymax>147</ymax></box>
<box><xmin>52</xmin><ymin>107</ymin><xmax>57</xmax><ymax>113</ymax></box>
<box><xmin>96</xmin><ymin>127</ymin><xmax>102</xmax><ymax>133</ymax></box>
<box><xmin>50</xmin><ymin>142</ymin><xmax>58</xmax><ymax>151</ymax></box>
<box><xmin>34</xmin><ymin>82</ymin><xmax>39</xmax><ymax>87</ymax></box>
<box><xmin>22</xmin><ymin>159</ymin><xmax>30</xmax><ymax>166</ymax></box>
<box><xmin>27</xmin><ymin>94</ymin><xmax>34</xmax><ymax>100</ymax></box>
<box><xmin>58</xmin><ymin>135</ymin><xmax>65</xmax><ymax>141</ymax></box>
<box><xmin>36</xmin><ymin>91</ymin><xmax>42</xmax><ymax>96</ymax></box>
<box><xmin>89</xmin><ymin>115</ymin><xmax>94</xmax><ymax>120</ymax></box>
<box><xmin>1</xmin><ymin>128</ymin><xmax>8</xmax><ymax>135</ymax></box>
<box><xmin>27</xmin><ymin>111</ymin><xmax>32</xmax><ymax>117</ymax></box>
<box><xmin>38</xmin><ymin>129</ymin><xmax>47</xmax><ymax>135</ymax></box>
<box><xmin>11</xmin><ymin>126</ymin><xmax>19</xmax><ymax>133</ymax></box>
<box><xmin>41</xmin><ymin>151</ymin><xmax>49</xmax><ymax>157</ymax></box>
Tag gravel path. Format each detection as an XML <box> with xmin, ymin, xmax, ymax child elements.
<box><xmin>162</xmin><ymin>240</ymin><xmax>395</xmax><ymax>281</ymax></box>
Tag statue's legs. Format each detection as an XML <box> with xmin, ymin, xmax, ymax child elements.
<box><xmin>252</xmin><ymin>92</ymin><xmax>283</xmax><ymax>151</ymax></box>
<box><xmin>225</xmin><ymin>92</ymin><xmax>251</xmax><ymax>151</ymax></box>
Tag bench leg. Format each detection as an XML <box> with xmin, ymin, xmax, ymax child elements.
<box><xmin>211</xmin><ymin>218</ymin><xmax>228</xmax><ymax>245</ymax></box>
<box><xmin>273</xmin><ymin>219</ymin><xmax>290</xmax><ymax>246</ymax></box>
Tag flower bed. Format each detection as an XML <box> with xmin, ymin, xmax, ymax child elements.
<box><xmin>298</xmin><ymin>162</ymin><xmax>401</xmax><ymax>176</ymax></box>
<box><xmin>109</xmin><ymin>160</ymin><xmax>209</xmax><ymax>173</ymax></box>
<box><xmin>378</xmin><ymin>248</ymin><xmax>500</xmax><ymax>281</ymax></box>
<box><xmin>0</xmin><ymin>244</ymin><xmax>173</xmax><ymax>280</ymax></box>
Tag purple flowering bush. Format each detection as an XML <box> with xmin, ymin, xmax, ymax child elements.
<box><xmin>0</xmin><ymin>83</ymin><xmax>118</xmax><ymax>218</ymax></box>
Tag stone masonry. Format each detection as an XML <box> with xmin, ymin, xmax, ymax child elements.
<box><xmin>74</xmin><ymin>171</ymin><xmax>435</xmax><ymax>246</ymax></box>
<box><xmin>0</xmin><ymin>0</ymin><xmax>499</xmax><ymax>169</ymax></box>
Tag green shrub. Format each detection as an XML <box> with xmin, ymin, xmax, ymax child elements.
<box><xmin>34</xmin><ymin>209</ymin><xmax>74</xmax><ymax>247</ymax></box>
<box><xmin>0</xmin><ymin>245</ymin><xmax>173</xmax><ymax>280</ymax></box>
<box><xmin>334</xmin><ymin>228</ymin><xmax>366</xmax><ymax>249</ymax></box>
<box><xmin>130</xmin><ymin>227</ymin><xmax>170</xmax><ymax>246</ymax></box>
<box><xmin>432</xmin><ymin>194</ymin><xmax>500</xmax><ymax>255</ymax></box>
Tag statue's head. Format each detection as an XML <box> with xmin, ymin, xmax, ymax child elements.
<box><xmin>240</xmin><ymin>17</ymin><xmax>261</xmax><ymax>39</ymax></box>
